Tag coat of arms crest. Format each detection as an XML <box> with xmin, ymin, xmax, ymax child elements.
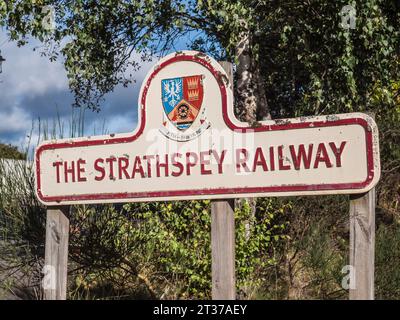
<box><xmin>161</xmin><ymin>75</ymin><xmax>204</xmax><ymax>131</ymax></box>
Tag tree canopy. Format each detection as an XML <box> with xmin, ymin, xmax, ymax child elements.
<box><xmin>1</xmin><ymin>0</ymin><xmax>398</xmax><ymax>120</ymax></box>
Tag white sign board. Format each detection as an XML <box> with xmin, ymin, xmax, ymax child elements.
<box><xmin>35</xmin><ymin>51</ymin><xmax>380</xmax><ymax>205</ymax></box>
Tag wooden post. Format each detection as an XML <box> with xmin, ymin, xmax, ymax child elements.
<box><xmin>210</xmin><ymin>61</ymin><xmax>236</xmax><ymax>300</ymax></box>
<box><xmin>44</xmin><ymin>206</ymin><xmax>70</xmax><ymax>300</ymax></box>
<box><xmin>211</xmin><ymin>199</ymin><xmax>236</xmax><ymax>300</ymax></box>
<box><xmin>349</xmin><ymin>113</ymin><xmax>376</xmax><ymax>300</ymax></box>
<box><xmin>349</xmin><ymin>189</ymin><xmax>375</xmax><ymax>300</ymax></box>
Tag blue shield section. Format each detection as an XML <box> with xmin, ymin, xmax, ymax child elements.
<box><xmin>161</xmin><ymin>77</ymin><xmax>183</xmax><ymax>115</ymax></box>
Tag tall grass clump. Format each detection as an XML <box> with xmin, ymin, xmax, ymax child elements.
<box><xmin>0</xmin><ymin>108</ymin><xmax>89</xmax><ymax>299</ymax></box>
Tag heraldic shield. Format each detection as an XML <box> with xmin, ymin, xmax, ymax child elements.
<box><xmin>161</xmin><ymin>75</ymin><xmax>204</xmax><ymax>131</ymax></box>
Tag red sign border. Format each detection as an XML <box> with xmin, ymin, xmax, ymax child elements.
<box><xmin>35</xmin><ymin>52</ymin><xmax>376</xmax><ymax>204</ymax></box>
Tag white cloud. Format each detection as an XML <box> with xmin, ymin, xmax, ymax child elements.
<box><xmin>1</xmin><ymin>36</ymin><xmax>68</xmax><ymax>98</ymax></box>
<box><xmin>0</xmin><ymin>29</ymin><xmax>156</xmax><ymax>146</ymax></box>
<box><xmin>0</xmin><ymin>106</ymin><xmax>32</xmax><ymax>134</ymax></box>
<box><xmin>106</xmin><ymin>113</ymin><xmax>137</xmax><ymax>134</ymax></box>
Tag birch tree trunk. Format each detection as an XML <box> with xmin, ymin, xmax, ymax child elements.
<box><xmin>235</xmin><ymin>20</ymin><xmax>270</xmax><ymax>123</ymax></box>
<box><xmin>235</xmin><ymin>20</ymin><xmax>270</xmax><ymax>295</ymax></box>
<box><xmin>235</xmin><ymin>20</ymin><xmax>271</xmax><ymax>281</ymax></box>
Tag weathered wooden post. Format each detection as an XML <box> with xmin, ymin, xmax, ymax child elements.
<box><xmin>211</xmin><ymin>199</ymin><xmax>236</xmax><ymax>300</ymax></box>
<box><xmin>349</xmin><ymin>189</ymin><xmax>375</xmax><ymax>300</ymax></box>
<box><xmin>44</xmin><ymin>206</ymin><xmax>70</xmax><ymax>300</ymax></box>
<box><xmin>211</xmin><ymin>61</ymin><xmax>236</xmax><ymax>300</ymax></box>
<box><xmin>349</xmin><ymin>113</ymin><xmax>377</xmax><ymax>300</ymax></box>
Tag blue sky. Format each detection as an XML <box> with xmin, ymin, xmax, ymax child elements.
<box><xmin>0</xmin><ymin>29</ymin><xmax>155</xmax><ymax>149</ymax></box>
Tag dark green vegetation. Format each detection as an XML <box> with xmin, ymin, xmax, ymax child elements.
<box><xmin>0</xmin><ymin>0</ymin><xmax>399</xmax><ymax>299</ymax></box>
<box><xmin>0</xmin><ymin>143</ymin><xmax>25</xmax><ymax>160</ymax></box>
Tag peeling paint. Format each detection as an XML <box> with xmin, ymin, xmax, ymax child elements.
<box><xmin>326</xmin><ymin>115</ymin><xmax>340</xmax><ymax>122</ymax></box>
<box><xmin>274</xmin><ymin>119</ymin><xmax>291</xmax><ymax>126</ymax></box>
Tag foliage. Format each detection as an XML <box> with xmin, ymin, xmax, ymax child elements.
<box><xmin>67</xmin><ymin>199</ymin><xmax>288</xmax><ymax>299</ymax></box>
<box><xmin>1</xmin><ymin>1</ymin><xmax>399</xmax><ymax>118</ymax></box>
<box><xmin>265</xmin><ymin>195</ymin><xmax>349</xmax><ymax>300</ymax></box>
<box><xmin>0</xmin><ymin>142</ymin><xmax>26</xmax><ymax>160</ymax></box>
<box><xmin>0</xmin><ymin>157</ymin><xmax>46</xmax><ymax>300</ymax></box>
<box><xmin>235</xmin><ymin>198</ymin><xmax>289</xmax><ymax>297</ymax></box>
<box><xmin>0</xmin><ymin>114</ymin><xmax>94</xmax><ymax>299</ymax></box>
<box><xmin>69</xmin><ymin>201</ymin><xmax>213</xmax><ymax>299</ymax></box>
<box><xmin>376</xmin><ymin>222</ymin><xmax>400</xmax><ymax>299</ymax></box>
<box><xmin>371</xmin><ymin>79</ymin><xmax>400</xmax><ymax>172</ymax></box>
